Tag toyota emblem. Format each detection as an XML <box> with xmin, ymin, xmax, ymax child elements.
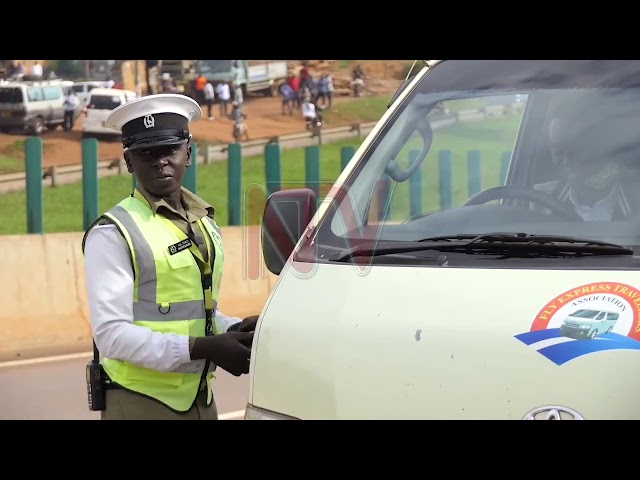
<box><xmin>523</xmin><ymin>406</ymin><xmax>584</xmax><ymax>420</ymax></box>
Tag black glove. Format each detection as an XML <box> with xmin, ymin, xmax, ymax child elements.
<box><xmin>190</xmin><ymin>331</ymin><xmax>254</xmax><ymax>377</ymax></box>
<box><xmin>228</xmin><ymin>315</ymin><xmax>259</xmax><ymax>333</ymax></box>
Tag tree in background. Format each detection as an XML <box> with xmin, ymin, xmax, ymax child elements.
<box><xmin>46</xmin><ymin>60</ymin><xmax>85</xmax><ymax>79</ymax></box>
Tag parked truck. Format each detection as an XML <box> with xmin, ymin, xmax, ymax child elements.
<box><xmin>159</xmin><ymin>60</ymin><xmax>289</xmax><ymax>101</ymax></box>
<box><xmin>158</xmin><ymin>60</ymin><xmax>194</xmax><ymax>81</ymax></box>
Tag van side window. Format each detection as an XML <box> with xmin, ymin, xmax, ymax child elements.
<box><xmin>0</xmin><ymin>87</ymin><xmax>24</xmax><ymax>103</ymax></box>
<box><xmin>42</xmin><ymin>86</ymin><xmax>62</xmax><ymax>101</ymax></box>
<box><xmin>27</xmin><ymin>87</ymin><xmax>44</xmax><ymax>102</ymax></box>
<box><xmin>595</xmin><ymin>312</ymin><xmax>606</xmax><ymax>320</ymax></box>
<box><xmin>607</xmin><ymin>312</ymin><xmax>619</xmax><ymax>321</ymax></box>
<box><xmin>72</xmin><ymin>85</ymin><xmax>84</xmax><ymax>94</ymax></box>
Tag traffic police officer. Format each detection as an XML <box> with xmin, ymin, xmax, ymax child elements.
<box><xmin>82</xmin><ymin>93</ymin><xmax>258</xmax><ymax>420</ymax></box>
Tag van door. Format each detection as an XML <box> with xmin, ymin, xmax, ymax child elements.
<box><xmin>25</xmin><ymin>86</ymin><xmax>47</xmax><ymax>133</ymax></box>
<box><xmin>42</xmin><ymin>85</ymin><xmax>64</xmax><ymax>125</ymax></box>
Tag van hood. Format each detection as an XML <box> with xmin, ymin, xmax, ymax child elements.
<box><xmin>249</xmin><ymin>262</ymin><xmax>640</xmax><ymax>419</ymax></box>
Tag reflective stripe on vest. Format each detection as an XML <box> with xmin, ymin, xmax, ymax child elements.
<box><xmin>93</xmin><ymin>195</ymin><xmax>224</xmax><ymax>412</ymax></box>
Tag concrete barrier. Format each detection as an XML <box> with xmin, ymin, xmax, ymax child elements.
<box><xmin>0</xmin><ymin>226</ymin><xmax>278</xmax><ymax>362</ymax></box>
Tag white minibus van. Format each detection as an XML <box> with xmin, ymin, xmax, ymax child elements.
<box><xmin>0</xmin><ymin>80</ymin><xmax>68</xmax><ymax>135</ymax></box>
<box><xmin>244</xmin><ymin>60</ymin><xmax>640</xmax><ymax>420</ymax></box>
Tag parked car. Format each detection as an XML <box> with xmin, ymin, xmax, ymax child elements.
<box><xmin>82</xmin><ymin>87</ymin><xmax>137</xmax><ymax>139</ymax></box>
<box><xmin>70</xmin><ymin>81</ymin><xmax>112</xmax><ymax>109</ymax></box>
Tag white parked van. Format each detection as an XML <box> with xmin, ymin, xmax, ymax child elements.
<box><xmin>0</xmin><ymin>80</ymin><xmax>70</xmax><ymax>135</ymax></box>
<box><xmin>82</xmin><ymin>87</ymin><xmax>137</xmax><ymax>139</ymax></box>
<box><xmin>244</xmin><ymin>60</ymin><xmax>640</xmax><ymax>420</ymax></box>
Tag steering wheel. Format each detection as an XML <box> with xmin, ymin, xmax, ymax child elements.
<box><xmin>463</xmin><ymin>185</ymin><xmax>585</xmax><ymax>221</ymax></box>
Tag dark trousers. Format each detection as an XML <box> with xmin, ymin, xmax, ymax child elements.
<box><xmin>219</xmin><ymin>100</ymin><xmax>228</xmax><ymax>117</ymax></box>
<box><xmin>64</xmin><ymin>110</ymin><xmax>75</xmax><ymax>131</ymax></box>
<box><xmin>205</xmin><ymin>99</ymin><xmax>214</xmax><ymax>118</ymax></box>
<box><xmin>101</xmin><ymin>386</ymin><xmax>218</xmax><ymax>420</ymax></box>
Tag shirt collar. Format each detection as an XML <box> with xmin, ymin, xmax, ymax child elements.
<box><xmin>135</xmin><ymin>183</ymin><xmax>214</xmax><ymax>219</ymax></box>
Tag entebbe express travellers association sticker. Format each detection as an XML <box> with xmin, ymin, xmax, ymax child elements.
<box><xmin>514</xmin><ymin>282</ymin><xmax>640</xmax><ymax>365</ymax></box>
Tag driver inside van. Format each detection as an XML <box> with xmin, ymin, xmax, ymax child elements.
<box><xmin>532</xmin><ymin>94</ymin><xmax>640</xmax><ymax>221</ymax></box>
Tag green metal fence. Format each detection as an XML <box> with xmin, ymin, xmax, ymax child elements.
<box><xmin>22</xmin><ymin>137</ymin><xmax>511</xmax><ymax>234</ymax></box>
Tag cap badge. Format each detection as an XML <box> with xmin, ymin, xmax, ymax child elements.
<box><xmin>143</xmin><ymin>114</ymin><xmax>155</xmax><ymax>129</ymax></box>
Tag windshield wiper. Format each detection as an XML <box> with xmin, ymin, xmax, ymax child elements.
<box><xmin>418</xmin><ymin>232</ymin><xmax>634</xmax><ymax>250</ymax></box>
<box><xmin>329</xmin><ymin>232</ymin><xmax>634</xmax><ymax>262</ymax></box>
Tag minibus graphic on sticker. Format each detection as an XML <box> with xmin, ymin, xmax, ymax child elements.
<box><xmin>514</xmin><ymin>282</ymin><xmax>640</xmax><ymax>365</ymax></box>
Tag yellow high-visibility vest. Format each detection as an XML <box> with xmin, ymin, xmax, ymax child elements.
<box><xmin>82</xmin><ymin>191</ymin><xmax>224</xmax><ymax>412</ymax></box>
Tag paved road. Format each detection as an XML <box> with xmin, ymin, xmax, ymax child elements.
<box><xmin>0</xmin><ymin>353</ymin><xmax>249</xmax><ymax>420</ymax></box>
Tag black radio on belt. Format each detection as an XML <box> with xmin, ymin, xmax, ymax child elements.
<box><xmin>86</xmin><ymin>341</ymin><xmax>106</xmax><ymax>411</ymax></box>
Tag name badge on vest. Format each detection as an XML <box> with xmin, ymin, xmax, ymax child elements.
<box><xmin>168</xmin><ymin>238</ymin><xmax>192</xmax><ymax>255</ymax></box>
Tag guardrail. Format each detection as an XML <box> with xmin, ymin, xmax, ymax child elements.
<box><xmin>0</xmin><ymin>121</ymin><xmax>379</xmax><ymax>191</ymax></box>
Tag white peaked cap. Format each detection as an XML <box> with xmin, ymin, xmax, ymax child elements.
<box><xmin>104</xmin><ymin>93</ymin><xmax>202</xmax><ymax>151</ymax></box>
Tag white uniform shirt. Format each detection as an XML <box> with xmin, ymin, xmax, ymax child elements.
<box><xmin>64</xmin><ymin>93</ymin><xmax>80</xmax><ymax>112</ymax></box>
<box><xmin>84</xmin><ymin>223</ymin><xmax>241</xmax><ymax>373</ymax></box>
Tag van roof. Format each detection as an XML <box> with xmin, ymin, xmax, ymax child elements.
<box><xmin>0</xmin><ymin>79</ymin><xmax>67</xmax><ymax>88</ymax></box>
<box><xmin>73</xmin><ymin>80</ymin><xmax>109</xmax><ymax>85</ymax></box>
<box><xmin>88</xmin><ymin>88</ymin><xmax>136</xmax><ymax>96</ymax></box>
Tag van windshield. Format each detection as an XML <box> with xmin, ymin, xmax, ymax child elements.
<box><xmin>195</xmin><ymin>60</ymin><xmax>233</xmax><ymax>75</ymax></box>
<box><xmin>301</xmin><ymin>60</ymin><xmax>640</xmax><ymax>267</ymax></box>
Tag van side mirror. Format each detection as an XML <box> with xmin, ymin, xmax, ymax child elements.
<box><xmin>262</xmin><ymin>188</ymin><xmax>317</xmax><ymax>276</ymax></box>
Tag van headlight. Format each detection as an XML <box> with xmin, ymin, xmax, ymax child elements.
<box><xmin>244</xmin><ymin>403</ymin><xmax>299</xmax><ymax>420</ymax></box>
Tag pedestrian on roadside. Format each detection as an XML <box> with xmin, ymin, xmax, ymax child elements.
<box><xmin>216</xmin><ymin>81</ymin><xmax>231</xmax><ymax>117</ymax></box>
<box><xmin>63</xmin><ymin>88</ymin><xmax>80</xmax><ymax>131</ymax></box>
<box><xmin>203</xmin><ymin>81</ymin><xmax>215</xmax><ymax>120</ymax></box>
